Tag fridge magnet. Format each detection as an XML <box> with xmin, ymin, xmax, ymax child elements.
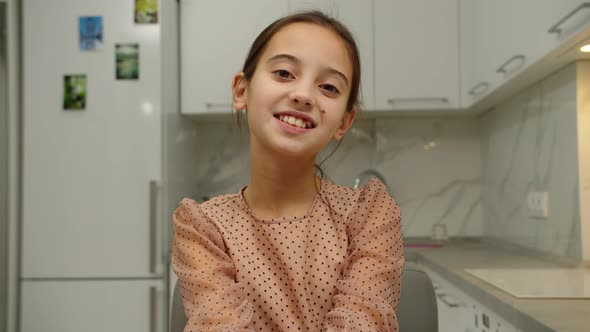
<box><xmin>63</xmin><ymin>74</ymin><xmax>87</xmax><ymax>110</ymax></box>
<box><xmin>79</xmin><ymin>16</ymin><xmax>103</xmax><ymax>51</ymax></box>
<box><xmin>115</xmin><ymin>43</ymin><xmax>140</xmax><ymax>80</ymax></box>
<box><xmin>134</xmin><ymin>0</ymin><xmax>158</xmax><ymax>24</ymax></box>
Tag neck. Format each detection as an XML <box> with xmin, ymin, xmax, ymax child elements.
<box><xmin>244</xmin><ymin>142</ymin><xmax>320</xmax><ymax>219</ymax></box>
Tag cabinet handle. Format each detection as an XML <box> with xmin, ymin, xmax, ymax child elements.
<box><xmin>496</xmin><ymin>55</ymin><xmax>526</xmax><ymax>74</ymax></box>
<box><xmin>387</xmin><ymin>97</ymin><xmax>449</xmax><ymax>104</ymax></box>
<box><xmin>205</xmin><ymin>102</ymin><xmax>233</xmax><ymax>110</ymax></box>
<box><xmin>161</xmin><ymin>186</ymin><xmax>171</xmax><ymax>266</ymax></box>
<box><xmin>468</xmin><ymin>82</ymin><xmax>489</xmax><ymax>96</ymax></box>
<box><xmin>437</xmin><ymin>293</ymin><xmax>461</xmax><ymax>308</ymax></box>
<box><xmin>149</xmin><ymin>180</ymin><xmax>160</xmax><ymax>274</ymax></box>
<box><xmin>548</xmin><ymin>3</ymin><xmax>590</xmax><ymax>34</ymax></box>
<box><xmin>149</xmin><ymin>287</ymin><xmax>158</xmax><ymax>332</ymax></box>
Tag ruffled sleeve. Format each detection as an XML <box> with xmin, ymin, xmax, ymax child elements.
<box><xmin>323</xmin><ymin>179</ymin><xmax>405</xmax><ymax>332</ymax></box>
<box><xmin>171</xmin><ymin>198</ymin><xmax>255</xmax><ymax>331</ymax></box>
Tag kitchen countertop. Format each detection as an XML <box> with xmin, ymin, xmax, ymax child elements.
<box><xmin>404</xmin><ymin>238</ymin><xmax>590</xmax><ymax>332</ymax></box>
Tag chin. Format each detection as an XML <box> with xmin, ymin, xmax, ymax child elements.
<box><xmin>268</xmin><ymin>142</ymin><xmax>320</xmax><ymax>161</ymax></box>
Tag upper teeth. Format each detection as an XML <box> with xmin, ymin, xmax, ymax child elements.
<box><xmin>279</xmin><ymin>115</ymin><xmax>312</xmax><ymax>129</ymax></box>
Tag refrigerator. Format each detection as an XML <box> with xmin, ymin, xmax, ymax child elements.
<box><xmin>19</xmin><ymin>0</ymin><xmax>184</xmax><ymax>331</ymax></box>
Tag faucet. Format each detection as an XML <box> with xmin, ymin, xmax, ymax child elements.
<box><xmin>353</xmin><ymin>169</ymin><xmax>388</xmax><ymax>190</ymax></box>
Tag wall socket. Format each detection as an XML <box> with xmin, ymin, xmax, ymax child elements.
<box><xmin>527</xmin><ymin>191</ymin><xmax>549</xmax><ymax>218</ymax></box>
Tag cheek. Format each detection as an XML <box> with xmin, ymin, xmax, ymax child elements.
<box><xmin>323</xmin><ymin>100</ymin><xmax>348</xmax><ymax>123</ymax></box>
<box><xmin>248</xmin><ymin>81</ymin><xmax>284</xmax><ymax>107</ymax></box>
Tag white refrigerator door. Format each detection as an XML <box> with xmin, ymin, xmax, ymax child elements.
<box><xmin>21</xmin><ymin>280</ymin><xmax>166</xmax><ymax>332</ymax></box>
<box><xmin>22</xmin><ymin>0</ymin><xmax>162</xmax><ymax>278</ymax></box>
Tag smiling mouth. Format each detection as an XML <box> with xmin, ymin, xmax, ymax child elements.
<box><xmin>274</xmin><ymin>114</ymin><xmax>315</xmax><ymax>129</ymax></box>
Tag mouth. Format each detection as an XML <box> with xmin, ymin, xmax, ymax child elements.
<box><xmin>273</xmin><ymin>112</ymin><xmax>316</xmax><ymax>129</ymax></box>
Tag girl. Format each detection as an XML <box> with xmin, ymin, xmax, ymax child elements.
<box><xmin>172</xmin><ymin>11</ymin><xmax>404</xmax><ymax>332</ymax></box>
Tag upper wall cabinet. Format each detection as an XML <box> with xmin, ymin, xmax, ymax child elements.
<box><xmin>180</xmin><ymin>0</ymin><xmax>288</xmax><ymax>114</ymax></box>
<box><xmin>460</xmin><ymin>0</ymin><xmax>590</xmax><ymax>109</ymax></box>
<box><xmin>181</xmin><ymin>0</ymin><xmax>461</xmax><ymax>114</ymax></box>
<box><xmin>374</xmin><ymin>0</ymin><xmax>460</xmax><ymax>111</ymax></box>
<box><xmin>288</xmin><ymin>0</ymin><xmax>376</xmax><ymax>110</ymax></box>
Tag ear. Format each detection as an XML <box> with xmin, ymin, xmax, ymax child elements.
<box><xmin>232</xmin><ymin>72</ymin><xmax>248</xmax><ymax>111</ymax></box>
<box><xmin>332</xmin><ymin>107</ymin><xmax>357</xmax><ymax>141</ymax></box>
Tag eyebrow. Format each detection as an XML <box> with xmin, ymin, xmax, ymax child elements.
<box><xmin>265</xmin><ymin>53</ymin><xmax>349</xmax><ymax>86</ymax></box>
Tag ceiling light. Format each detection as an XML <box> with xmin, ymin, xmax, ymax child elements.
<box><xmin>580</xmin><ymin>44</ymin><xmax>590</xmax><ymax>53</ymax></box>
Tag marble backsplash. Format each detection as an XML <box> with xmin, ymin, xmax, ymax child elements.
<box><xmin>480</xmin><ymin>62</ymin><xmax>583</xmax><ymax>261</ymax></box>
<box><xmin>184</xmin><ymin>114</ymin><xmax>484</xmax><ymax>239</ymax></box>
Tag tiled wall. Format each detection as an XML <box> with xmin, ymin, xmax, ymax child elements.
<box><xmin>481</xmin><ymin>62</ymin><xmax>583</xmax><ymax>261</ymax></box>
<box><xmin>187</xmin><ymin>114</ymin><xmax>484</xmax><ymax>238</ymax></box>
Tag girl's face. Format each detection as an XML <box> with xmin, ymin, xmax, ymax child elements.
<box><xmin>233</xmin><ymin>22</ymin><xmax>356</xmax><ymax>160</ymax></box>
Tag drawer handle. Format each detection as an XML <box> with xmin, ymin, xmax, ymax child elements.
<box><xmin>437</xmin><ymin>293</ymin><xmax>461</xmax><ymax>308</ymax></box>
<box><xmin>548</xmin><ymin>3</ymin><xmax>590</xmax><ymax>34</ymax></box>
<box><xmin>468</xmin><ymin>82</ymin><xmax>489</xmax><ymax>96</ymax></box>
<box><xmin>387</xmin><ymin>97</ymin><xmax>449</xmax><ymax>104</ymax></box>
<box><xmin>496</xmin><ymin>55</ymin><xmax>526</xmax><ymax>74</ymax></box>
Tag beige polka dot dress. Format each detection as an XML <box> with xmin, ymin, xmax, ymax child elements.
<box><xmin>172</xmin><ymin>178</ymin><xmax>404</xmax><ymax>331</ymax></box>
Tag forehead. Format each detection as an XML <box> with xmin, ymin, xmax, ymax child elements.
<box><xmin>261</xmin><ymin>22</ymin><xmax>353</xmax><ymax>77</ymax></box>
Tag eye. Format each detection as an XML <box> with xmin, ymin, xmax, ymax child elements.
<box><xmin>320</xmin><ymin>84</ymin><xmax>340</xmax><ymax>94</ymax></box>
<box><xmin>273</xmin><ymin>69</ymin><xmax>294</xmax><ymax>79</ymax></box>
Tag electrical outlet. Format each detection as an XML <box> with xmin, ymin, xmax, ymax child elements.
<box><xmin>527</xmin><ymin>191</ymin><xmax>549</xmax><ymax>218</ymax></box>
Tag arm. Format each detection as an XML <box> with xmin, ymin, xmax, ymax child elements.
<box><xmin>323</xmin><ymin>180</ymin><xmax>405</xmax><ymax>332</ymax></box>
<box><xmin>171</xmin><ymin>198</ymin><xmax>255</xmax><ymax>332</ymax></box>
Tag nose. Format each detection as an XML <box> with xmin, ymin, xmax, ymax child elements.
<box><xmin>289</xmin><ymin>83</ymin><xmax>315</xmax><ymax>108</ymax></box>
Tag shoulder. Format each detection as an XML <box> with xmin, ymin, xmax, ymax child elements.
<box><xmin>173</xmin><ymin>197</ymin><xmax>230</xmax><ymax>249</ymax></box>
<box><xmin>355</xmin><ymin>179</ymin><xmax>401</xmax><ymax>224</ymax></box>
<box><xmin>357</xmin><ymin>178</ymin><xmax>391</xmax><ymax>202</ymax></box>
<box><xmin>200</xmin><ymin>192</ymin><xmax>242</xmax><ymax>212</ymax></box>
<box><xmin>347</xmin><ymin>179</ymin><xmax>401</xmax><ymax>239</ymax></box>
<box><xmin>321</xmin><ymin>179</ymin><xmax>360</xmax><ymax>212</ymax></box>
<box><xmin>321</xmin><ymin>177</ymin><xmax>398</xmax><ymax>225</ymax></box>
<box><xmin>322</xmin><ymin>177</ymin><xmax>390</xmax><ymax>205</ymax></box>
<box><xmin>174</xmin><ymin>192</ymin><xmax>243</xmax><ymax>225</ymax></box>
<box><xmin>320</xmin><ymin>178</ymin><xmax>381</xmax><ymax>218</ymax></box>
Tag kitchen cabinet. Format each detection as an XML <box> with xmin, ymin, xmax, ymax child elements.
<box><xmin>288</xmin><ymin>0</ymin><xmax>375</xmax><ymax>110</ymax></box>
<box><xmin>374</xmin><ymin>0</ymin><xmax>460</xmax><ymax>111</ymax></box>
<box><xmin>182</xmin><ymin>0</ymin><xmax>460</xmax><ymax>114</ymax></box>
<box><xmin>420</xmin><ymin>265</ymin><xmax>522</xmax><ymax>332</ymax></box>
<box><xmin>180</xmin><ymin>0</ymin><xmax>289</xmax><ymax>114</ymax></box>
<box><xmin>180</xmin><ymin>1</ymin><xmax>590</xmax><ymax>115</ymax></box>
<box><xmin>427</xmin><ymin>267</ymin><xmax>473</xmax><ymax>332</ymax></box>
<box><xmin>460</xmin><ymin>0</ymin><xmax>590</xmax><ymax>108</ymax></box>
<box><xmin>21</xmin><ymin>280</ymin><xmax>164</xmax><ymax>332</ymax></box>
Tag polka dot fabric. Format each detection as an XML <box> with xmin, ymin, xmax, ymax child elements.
<box><xmin>171</xmin><ymin>178</ymin><xmax>404</xmax><ymax>331</ymax></box>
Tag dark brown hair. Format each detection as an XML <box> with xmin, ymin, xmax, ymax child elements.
<box><xmin>235</xmin><ymin>10</ymin><xmax>362</xmax><ymax>118</ymax></box>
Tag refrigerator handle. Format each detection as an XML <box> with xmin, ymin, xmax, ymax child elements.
<box><xmin>149</xmin><ymin>180</ymin><xmax>160</xmax><ymax>274</ymax></box>
<box><xmin>149</xmin><ymin>286</ymin><xmax>158</xmax><ymax>332</ymax></box>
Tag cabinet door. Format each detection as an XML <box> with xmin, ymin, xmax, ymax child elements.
<box><xmin>431</xmin><ymin>274</ymin><xmax>472</xmax><ymax>332</ymax></box>
<box><xmin>459</xmin><ymin>0</ymin><xmax>496</xmax><ymax>107</ymax></box>
<box><xmin>435</xmin><ymin>292</ymin><xmax>470</xmax><ymax>332</ymax></box>
<box><xmin>288</xmin><ymin>0</ymin><xmax>375</xmax><ymax>110</ymax></box>
<box><xmin>180</xmin><ymin>0</ymin><xmax>288</xmax><ymax>114</ymax></box>
<box><xmin>492</xmin><ymin>0</ymin><xmax>590</xmax><ymax>73</ymax></box>
<box><xmin>460</xmin><ymin>0</ymin><xmax>590</xmax><ymax>108</ymax></box>
<box><xmin>21</xmin><ymin>280</ymin><xmax>165</xmax><ymax>332</ymax></box>
<box><xmin>374</xmin><ymin>0</ymin><xmax>459</xmax><ymax>111</ymax></box>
